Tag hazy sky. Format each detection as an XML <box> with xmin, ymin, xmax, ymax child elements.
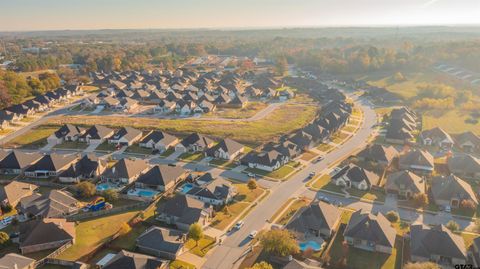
<box><xmin>1</xmin><ymin>0</ymin><xmax>479</xmax><ymax>31</ymax></box>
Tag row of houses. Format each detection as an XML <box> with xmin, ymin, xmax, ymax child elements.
<box><xmin>384</xmin><ymin>106</ymin><xmax>420</xmax><ymax>144</ymax></box>
<box><xmin>0</xmin><ymin>85</ymin><xmax>82</xmax><ymax>129</ymax></box>
<box><xmin>242</xmin><ymin>100</ymin><xmax>352</xmax><ymax>172</ymax></box>
<box><xmin>420</xmin><ymin>126</ymin><xmax>480</xmax><ymax>153</ymax></box>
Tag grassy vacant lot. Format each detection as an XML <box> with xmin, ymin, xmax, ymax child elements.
<box><xmin>203</xmin><ymin>102</ymin><xmax>268</xmax><ymax>119</ymax></box>
<box><xmin>328</xmin><ymin>225</ymin><xmax>402</xmax><ymax>269</ymax></box>
<box><xmin>5</xmin><ymin>125</ymin><xmax>57</xmax><ymax>148</ymax></box>
<box><xmin>423</xmin><ymin>110</ymin><xmax>480</xmax><ymax>134</ymax></box>
<box><xmin>57</xmin><ymin>211</ymin><xmax>138</xmax><ymax>261</ymax></box>
<box><xmin>47</xmin><ymin>102</ymin><xmax>317</xmax><ymax>146</ymax></box>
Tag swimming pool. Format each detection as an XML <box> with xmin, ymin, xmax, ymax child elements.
<box><xmin>96</xmin><ymin>183</ymin><xmax>118</xmax><ymax>192</ymax></box>
<box><xmin>180</xmin><ymin>183</ymin><xmax>194</xmax><ymax>193</ymax></box>
<box><xmin>299</xmin><ymin>240</ymin><xmax>322</xmax><ymax>251</ymax></box>
<box><xmin>128</xmin><ymin>188</ymin><xmax>159</xmax><ymax>198</ymax></box>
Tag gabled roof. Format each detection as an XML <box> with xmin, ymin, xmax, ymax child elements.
<box><xmin>399</xmin><ymin>149</ymin><xmax>434</xmax><ymax>169</ymax></box>
<box><xmin>19</xmin><ymin>218</ymin><xmax>75</xmax><ymax>248</ymax></box>
<box><xmin>59</xmin><ymin>154</ymin><xmax>106</xmax><ymax>179</ymax></box>
<box><xmin>81</xmin><ymin>125</ymin><xmax>114</xmax><ymax>140</ymax></box>
<box><xmin>357</xmin><ymin>144</ymin><xmax>398</xmax><ymax>164</ymax></box>
<box><xmin>18</xmin><ymin>189</ymin><xmax>79</xmax><ymax>218</ymax></box>
<box><xmin>136</xmin><ymin>165</ymin><xmax>185</xmax><ymax>187</ymax></box>
<box><xmin>0</xmin><ymin>253</ymin><xmax>35</xmax><ymax>269</ymax></box>
<box><xmin>455</xmin><ymin>131</ymin><xmax>480</xmax><ymax>147</ymax></box>
<box><xmin>25</xmin><ymin>153</ymin><xmax>78</xmax><ymax>172</ymax></box>
<box><xmin>186</xmin><ymin>177</ymin><xmax>233</xmax><ymax>201</ymax></box>
<box><xmin>206</xmin><ymin>138</ymin><xmax>244</xmax><ymax>156</ymax></box>
<box><xmin>140</xmin><ymin>131</ymin><xmax>177</xmax><ymax>145</ymax></box>
<box><xmin>0</xmin><ymin>181</ymin><xmax>38</xmax><ymax>205</ymax></box>
<box><xmin>385</xmin><ymin>170</ymin><xmax>425</xmax><ymax>194</ymax></box>
<box><xmin>333</xmin><ymin>164</ymin><xmax>379</xmax><ymax>186</ymax></box>
<box><xmin>110</xmin><ymin>127</ymin><xmax>142</xmax><ymax>142</ymax></box>
<box><xmin>102</xmin><ymin>158</ymin><xmax>149</xmax><ymax>180</ymax></box>
<box><xmin>421</xmin><ymin>127</ymin><xmax>454</xmax><ymax>143</ymax></box>
<box><xmin>137</xmin><ymin>226</ymin><xmax>184</xmax><ymax>254</ymax></box>
<box><xmin>180</xmin><ymin>133</ymin><xmax>214</xmax><ymax>148</ymax></box>
<box><xmin>157</xmin><ymin>195</ymin><xmax>210</xmax><ymax>226</ymax></box>
<box><xmin>448</xmin><ymin>154</ymin><xmax>480</xmax><ymax>174</ymax></box>
<box><xmin>247</xmin><ymin>150</ymin><xmax>284</xmax><ymax>167</ymax></box>
<box><xmin>286</xmin><ymin>201</ymin><xmax>341</xmax><ymax>235</ymax></box>
<box><xmin>54</xmin><ymin>124</ymin><xmax>85</xmax><ymax>139</ymax></box>
<box><xmin>410</xmin><ymin>224</ymin><xmax>467</xmax><ymax>260</ymax></box>
<box><xmin>431</xmin><ymin>174</ymin><xmax>478</xmax><ymax>204</ymax></box>
<box><xmin>0</xmin><ymin>150</ymin><xmax>42</xmax><ymax>170</ymax></box>
<box><xmin>103</xmin><ymin>250</ymin><xmax>165</xmax><ymax>269</ymax></box>
<box><xmin>344</xmin><ymin>209</ymin><xmax>396</xmax><ymax>247</ymax></box>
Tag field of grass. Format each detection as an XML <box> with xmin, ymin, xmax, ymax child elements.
<box><xmin>5</xmin><ymin>125</ymin><xmax>57</xmax><ymax>148</ymax></box>
<box><xmin>159</xmin><ymin>148</ymin><xmax>175</xmax><ymax>157</ymax></box>
<box><xmin>232</xmin><ymin>183</ymin><xmax>265</xmax><ymax>203</ymax></box>
<box><xmin>423</xmin><ymin>110</ymin><xmax>480</xmax><ymax>134</ymax></box>
<box><xmin>209</xmin><ymin>158</ymin><xmax>237</xmax><ymax>169</ymax></box>
<box><xmin>57</xmin><ymin>211</ymin><xmax>138</xmax><ymax>261</ymax></box>
<box><xmin>46</xmin><ymin>102</ymin><xmax>317</xmax><ymax>146</ymax></box>
<box><xmin>317</xmin><ymin>143</ymin><xmax>335</xmax><ymax>153</ymax></box>
<box><xmin>178</xmin><ymin>152</ymin><xmax>204</xmax><ymax>162</ymax></box>
<box><xmin>203</xmin><ymin>102</ymin><xmax>268</xmax><ymax>119</ymax></box>
<box><xmin>300</xmin><ymin>151</ymin><xmax>317</xmax><ymax>161</ymax></box>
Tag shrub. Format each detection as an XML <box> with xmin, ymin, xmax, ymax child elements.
<box><xmin>103</xmin><ymin>189</ymin><xmax>119</xmax><ymax>203</ymax></box>
<box><xmin>248</xmin><ymin>262</ymin><xmax>273</xmax><ymax>269</ymax></box>
<box><xmin>0</xmin><ymin>203</ymin><xmax>12</xmax><ymax>213</ymax></box>
<box><xmin>386</xmin><ymin>211</ymin><xmax>399</xmax><ymax>223</ymax></box>
<box><xmin>76</xmin><ymin>181</ymin><xmax>96</xmax><ymax>198</ymax></box>
<box><xmin>412</xmin><ymin>193</ymin><xmax>428</xmax><ymax>207</ymax></box>
<box><xmin>446</xmin><ymin>220</ymin><xmax>459</xmax><ymax>232</ymax></box>
<box><xmin>118</xmin><ymin>222</ymin><xmax>131</xmax><ymax>235</ymax></box>
<box><xmin>247</xmin><ymin>179</ymin><xmax>257</xmax><ymax>190</ymax></box>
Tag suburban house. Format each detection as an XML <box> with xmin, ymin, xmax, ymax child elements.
<box><xmin>243</xmin><ymin>150</ymin><xmax>288</xmax><ymax>172</ymax></box>
<box><xmin>139</xmin><ymin>131</ymin><xmax>178</xmax><ymax>152</ymax></box>
<box><xmin>19</xmin><ymin>218</ymin><xmax>75</xmax><ymax>254</ymax></box>
<box><xmin>136</xmin><ymin>226</ymin><xmax>186</xmax><ymax>260</ymax></box>
<box><xmin>0</xmin><ymin>150</ymin><xmax>42</xmax><ymax>175</ymax></box>
<box><xmin>447</xmin><ymin>154</ymin><xmax>480</xmax><ymax>180</ymax></box>
<box><xmin>384</xmin><ymin>170</ymin><xmax>425</xmax><ymax>199</ymax></box>
<box><xmin>454</xmin><ymin>131</ymin><xmax>480</xmax><ymax>153</ymax></box>
<box><xmin>156</xmin><ymin>195</ymin><xmax>213</xmax><ymax>231</ymax></box>
<box><xmin>24</xmin><ymin>153</ymin><xmax>79</xmax><ymax>178</ymax></box>
<box><xmin>0</xmin><ymin>181</ymin><xmax>38</xmax><ymax>208</ymax></box>
<box><xmin>331</xmin><ymin>164</ymin><xmax>379</xmax><ymax>191</ymax></box>
<box><xmin>343</xmin><ymin>209</ymin><xmax>396</xmax><ymax>254</ymax></box>
<box><xmin>431</xmin><ymin>174</ymin><xmax>478</xmax><ymax>208</ymax></box>
<box><xmin>175</xmin><ymin>133</ymin><xmax>215</xmax><ymax>153</ymax></box>
<box><xmin>47</xmin><ymin>124</ymin><xmax>85</xmax><ymax>145</ymax></box>
<box><xmin>102</xmin><ymin>250</ymin><xmax>167</xmax><ymax>269</ymax></box>
<box><xmin>286</xmin><ymin>201</ymin><xmax>341</xmax><ymax>240</ymax></box>
<box><xmin>17</xmin><ymin>189</ymin><xmax>80</xmax><ymax>218</ymax></box>
<box><xmin>185</xmin><ymin>177</ymin><xmax>237</xmax><ymax>206</ymax></box>
<box><xmin>0</xmin><ymin>253</ymin><xmax>35</xmax><ymax>269</ymax></box>
<box><xmin>108</xmin><ymin>127</ymin><xmax>143</xmax><ymax>146</ymax></box>
<box><xmin>79</xmin><ymin>125</ymin><xmax>115</xmax><ymax>145</ymax></box>
<box><xmin>410</xmin><ymin>224</ymin><xmax>467</xmax><ymax>266</ymax></box>
<box><xmin>205</xmin><ymin>138</ymin><xmax>245</xmax><ymax>160</ymax></box>
<box><xmin>420</xmin><ymin>127</ymin><xmax>454</xmax><ymax>149</ymax></box>
<box><xmin>357</xmin><ymin>144</ymin><xmax>399</xmax><ymax>166</ymax></box>
<box><xmin>398</xmin><ymin>149</ymin><xmax>435</xmax><ymax>175</ymax></box>
<box><xmin>135</xmin><ymin>165</ymin><xmax>187</xmax><ymax>192</ymax></box>
<box><xmin>101</xmin><ymin>158</ymin><xmax>150</xmax><ymax>184</ymax></box>
<box><xmin>58</xmin><ymin>154</ymin><xmax>107</xmax><ymax>183</ymax></box>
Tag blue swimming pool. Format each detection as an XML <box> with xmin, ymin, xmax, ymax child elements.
<box><xmin>299</xmin><ymin>241</ymin><xmax>322</xmax><ymax>251</ymax></box>
<box><xmin>96</xmin><ymin>183</ymin><xmax>116</xmax><ymax>192</ymax></box>
<box><xmin>180</xmin><ymin>183</ymin><xmax>194</xmax><ymax>193</ymax></box>
<box><xmin>138</xmin><ymin>190</ymin><xmax>158</xmax><ymax>197</ymax></box>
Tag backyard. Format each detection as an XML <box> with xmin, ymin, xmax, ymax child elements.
<box><xmin>5</xmin><ymin>125</ymin><xmax>57</xmax><ymax>148</ymax></box>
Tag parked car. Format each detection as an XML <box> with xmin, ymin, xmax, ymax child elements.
<box><xmin>247</xmin><ymin>172</ymin><xmax>256</xmax><ymax>178</ymax></box>
<box><xmin>235</xmin><ymin>220</ymin><xmax>245</xmax><ymax>230</ymax></box>
<box><xmin>444</xmin><ymin>205</ymin><xmax>451</xmax><ymax>213</ymax></box>
<box><xmin>249</xmin><ymin>230</ymin><xmax>258</xmax><ymax>239</ymax></box>
<box><xmin>313</xmin><ymin>157</ymin><xmax>324</xmax><ymax>163</ymax></box>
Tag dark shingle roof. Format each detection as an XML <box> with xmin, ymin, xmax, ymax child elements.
<box><xmin>410</xmin><ymin>224</ymin><xmax>466</xmax><ymax>260</ymax></box>
<box><xmin>19</xmin><ymin>218</ymin><xmax>75</xmax><ymax>248</ymax></box>
<box><xmin>286</xmin><ymin>201</ymin><xmax>341</xmax><ymax>235</ymax></box>
<box><xmin>344</xmin><ymin>209</ymin><xmax>396</xmax><ymax>248</ymax></box>
<box><xmin>136</xmin><ymin>227</ymin><xmax>184</xmax><ymax>255</ymax></box>
<box><xmin>136</xmin><ymin>165</ymin><xmax>185</xmax><ymax>187</ymax></box>
<box><xmin>103</xmin><ymin>250</ymin><xmax>165</xmax><ymax>269</ymax></box>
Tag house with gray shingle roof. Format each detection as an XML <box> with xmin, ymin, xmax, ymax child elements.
<box><xmin>0</xmin><ymin>181</ymin><xmax>38</xmax><ymax>208</ymax></box>
<box><xmin>24</xmin><ymin>153</ymin><xmax>79</xmax><ymax>178</ymax></box>
<box><xmin>410</xmin><ymin>224</ymin><xmax>467</xmax><ymax>266</ymax></box>
<box><xmin>101</xmin><ymin>158</ymin><xmax>150</xmax><ymax>185</ymax></box>
<box><xmin>205</xmin><ymin>138</ymin><xmax>244</xmax><ymax>161</ymax></box>
<box><xmin>108</xmin><ymin>127</ymin><xmax>143</xmax><ymax>146</ymax></box>
<box><xmin>135</xmin><ymin>165</ymin><xmax>187</xmax><ymax>192</ymax></box>
<box><xmin>431</xmin><ymin>174</ymin><xmax>478</xmax><ymax>208</ymax></box>
<box><xmin>0</xmin><ymin>253</ymin><xmax>35</xmax><ymax>269</ymax></box>
<box><xmin>385</xmin><ymin>170</ymin><xmax>425</xmax><ymax>199</ymax></box>
<box><xmin>102</xmin><ymin>250</ymin><xmax>167</xmax><ymax>269</ymax></box>
<box><xmin>420</xmin><ymin>127</ymin><xmax>454</xmax><ymax>149</ymax></box>
<box><xmin>79</xmin><ymin>125</ymin><xmax>115</xmax><ymax>145</ymax></box>
<box><xmin>399</xmin><ymin>149</ymin><xmax>434</xmax><ymax>175</ymax></box>
<box><xmin>175</xmin><ymin>133</ymin><xmax>215</xmax><ymax>153</ymax></box>
<box><xmin>344</xmin><ymin>209</ymin><xmax>396</xmax><ymax>254</ymax></box>
<box><xmin>357</xmin><ymin>144</ymin><xmax>398</xmax><ymax>166</ymax></box>
<box><xmin>156</xmin><ymin>195</ymin><xmax>212</xmax><ymax>231</ymax></box>
<box><xmin>185</xmin><ymin>177</ymin><xmax>236</xmax><ymax>206</ymax></box>
<box><xmin>286</xmin><ymin>201</ymin><xmax>341</xmax><ymax>240</ymax></box>
<box><xmin>17</xmin><ymin>189</ymin><xmax>80</xmax><ymax>219</ymax></box>
<box><xmin>0</xmin><ymin>150</ymin><xmax>42</xmax><ymax>175</ymax></box>
<box><xmin>47</xmin><ymin>124</ymin><xmax>85</xmax><ymax>145</ymax></box>
<box><xmin>139</xmin><ymin>131</ymin><xmax>178</xmax><ymax>152</ymax></box>
<box><xmin>454</xmin><ymin>131</ymin><xmax>480</xmax><ymax>153</ymax></box>
<box><xmin>448</xmin><ymin>154</ymin><xmax>480</xmax><ymax>180</ymax></box>
<box><xmin>19</xmin><ymin>218</ymin><xmax>75</xmax><ymax>254</ymax></box>
<box><xmin>136</xmin><ymin>226</ymin><xmax>185</xmax><ymax>260</ymax></box>
<box><xmin>331</xmin><ymin>164</ymin><xmax>379</xmax><ymax>191</ymax></box>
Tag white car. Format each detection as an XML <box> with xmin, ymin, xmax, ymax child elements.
<box><xmin>235</xmin><ymin>220</ymin><xmax>245</xmax><ymax>230</ymax></box>
<box><xmin>249</xmin><ymin>230</ymin><xmax>258</xmax><ymax>239</ymax></box>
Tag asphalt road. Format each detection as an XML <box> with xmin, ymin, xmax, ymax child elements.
<box><xmin>202</xmin><ymin>94</ymin><xmax>378</xmax><ymax>269</ymax></box>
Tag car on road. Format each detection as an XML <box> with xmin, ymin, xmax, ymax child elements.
<box><xmin>167</xmin><ymin>163</ymin><xmax>176</xmax><ymax>167</ymax></box>
<box><xmin>307</xmin><ymin>171</ymin><xmax>316</xmax><ymax>179</ymax></box>
<box><xmin>247</xmin><ymin>173</ymin><xmax>256</xmax><ymax>178</ymax></box>
<box><xmin>313</xmin><ymin>157</ymin><xmax>324</xmax><ymax>163</ymax></box>
<box><xmin>249</xmin><ymin>230</ymin><xmax>258</xmax><ymax>239</ymax></box>
<box><xmin>235</xmin><ymin>220</ymin><xmax>245</xmax><ymax>230</ymax></box>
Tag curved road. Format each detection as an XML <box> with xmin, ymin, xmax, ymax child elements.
<box><xmin>202</xmin><ymin>94</ymin><xmax>377</xmax><ymax>269</ymax></box>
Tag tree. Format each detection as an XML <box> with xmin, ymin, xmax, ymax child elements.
<box><xmin>247</xmin><ymin>179</ymin><xmax>257</xmax><ymax>191</ymax></box>
<box><xmin>460</xmin><ymin>199</ymin><xmax>476</xmax><ymax>210</ymax></box>
<box><xmin>275</xmin><ymin>55</ymin><xmax>288</xmax><ymax>76</ymax></box>
<box><xmin>0</xmin><ymin>232</ymin><xmax>9</xmax><ymax>246</ymax></box>
<box><xmin>118</xmin><ymin>222</ymin><xmax>131</xmax><ymax>235</ymax></box>
<box><xmin>248</xmin><ymin>261</ymin><xmax>273</xmax><ymax>269</ymax></box>
<box><xmin>188</xmin><ymin>223</ymin><xmax>204</xmax><ymax>246</ymax></box>
<box><xmin>412</xmin><ymin>193</ymin><xmax>428</xmax><ymax>207</ymax></box>
<box><xmin>103</xmin><ymin>189</ymin><xmax>119</xmax><ymax>203</ymax></box>
<box><xmin>404</xmin><ymin>262</ymin><xmax>440</xmax><ymax>269</ymax></box>
<box><xmin>76</xmin><ymin>181</ymin><xmax>96</xmax><ymax>198</ymax></box>
<box><xmin>260</xmin><ymin>230</ymin><xmax>299</xmax><ymax>257</ymax></box>
<box><xmin>0</xmin><ymin>203</ymin><xmax>12</xmax><ymax>214</ymax></box>
<box><xmin>0</xmin><ymin>80</ymin><xmax>12</xmax><ymax>109</ymax></box>
<box><xmin>446</xmin><ymin>220</ymin><xmax>459</xmax><ymax>232</ymax></box>
<box><xmin>386</xmin><ymin>211</ymin><xmax>399</xmax><ymax>223</ymax></box>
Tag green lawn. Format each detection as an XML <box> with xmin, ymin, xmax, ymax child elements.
<box><xmin>159</xmin><ymin>148</ymin><xmax>175</xmax><ymax>157</ymax></box>
<box><xmin>108</xmin><ymin>222</ymin><xmax>150</xmax><ymax>251</ymax></box>
<box><xmin>274</xmin><ymin>198</ymin><xmax>310</xmax><ymax>225</ymax></box>
<box><xmin>184</xmin><ymin>236</ymin><xmax>216</xmax><ymax>257</ymax></box>
<box><xmin>232</xmin><ymin>183</ymin><xmax>265</xmax><ymax>203</ymax></box>
<box><xmin>211</xmin><ymin>202</ymin><xmax>250</xmax><ymax>230</ymax></box>
<box><xmin>310</xmin><ymin>174</ymin><xmax>385</xmax><ymax>202</ymax></box>
<box><xmin>124</xmin><ymin>144</ymin><xmax>153</xmax><ymax>155</ymax></box>
<box><xmin>342</xmin><ymin>125</ymin><xmax>358</xmax><ymax>133</ymax></box>
<box><xmin>57</xmin><ymin>211</ymin><xmax>139</xmax><ymax>261</ymax></box>
<box><xmin>53</xmin><ymin>141</ymin><xmax>88</xmax><ymax>150</ymax></box>
<box><xmin>5</xmin><ymin>126</ymin><xmax>57</xmax><ymax>149</ymax></box>
<box><xmin>209</xmin><ymin>158</ymin><xmax>237</xmax><ymax>169</ymax></box>
<box><xmin>327</xmin><ymin>225</ymin><xmax>402</xmax><ymax>269</ymax></box>
<box><xmin>178</xmin><ymin>152</ymin><xmax>204</xmax><ymax>162</ymax></box>
<box><xmin>245</xmin><ymin>165</ymin><xmax>295</xmax><ymax>180</ymax></box>
<box><xmin>317</xmin><ymin>143</ymin><xmax>335</xmax><ymax>153</ymax></box>
<box><xmin>423</xmin><ymin>109</ymin><xmax>480</xmax><ymax>135</ymax></box>
<box><xmin>170</xmin><ymin>260</ymin><xmax>196</xmax><ymax>269</ymax></box>
<box><xmin>95</xmin><ymin>141</ymin><xmax>117</xmax><ymax>152</ymax></box>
